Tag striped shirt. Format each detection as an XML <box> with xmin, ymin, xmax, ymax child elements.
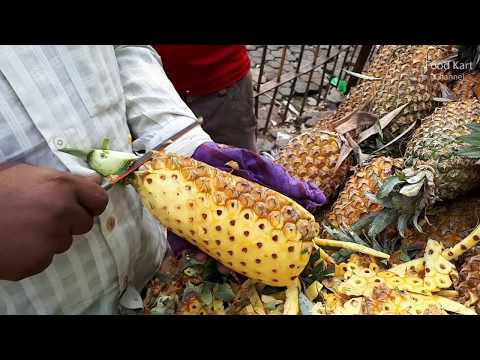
<box><xmin>0</xmin><ymin>45</ymin><xmax>211</xmax><ymax>314</ymax></box>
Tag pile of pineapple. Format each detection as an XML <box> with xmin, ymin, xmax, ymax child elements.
<box><xmin>140</xmin><ymin>45</ymin><xmax>480</xmax><ymax>315</ymax></box>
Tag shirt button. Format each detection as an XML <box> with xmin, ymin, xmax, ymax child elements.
<box><xmin>53</xmin><ymin>137</ymin><xmax>66</xmax><ymax>149</ymax></box>
<box><xmin>106</xmin><ymin>216</ymin><xmax>116</xmax><ymax>232</ymax></box>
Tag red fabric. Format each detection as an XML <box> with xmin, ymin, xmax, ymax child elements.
<box><xmin>153</xmin><ymin>45</ymin><xmax>251</xmax><ymax>96</ymax></box>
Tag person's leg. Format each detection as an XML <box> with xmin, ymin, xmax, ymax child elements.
<box><xmin>184</xmin><ymin>72</ymin><xmax>258</xmax><ymax>152</ymax></box>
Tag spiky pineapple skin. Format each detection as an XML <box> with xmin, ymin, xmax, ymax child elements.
<box><xmin>452</xmin><ymin>72</ymin><xmax>480</xmax><ymax>100</ymax></box>
<box><xmin>369</xmin><ymin>45</ymin><xmax>455</xmax><ymax>141</ymax></box>
<box><xmin>276</xmin><ymin>130</ymin><xmax>351</xmax><ymax>199</ymax></box>
<box><xmin>319</xmin><ymin>46</ymin><xmax>453</xmax><ymax>139</ymax></box>
<box><xmin>404</xmin><ymin>99</ymin><xmax>480</xmax><ymax>202</ymax></box>
<box><xmin>326</xmin><ymin>157</ymin><xmax>403</xmax><ymax>230</ymax></box>
<box><xmin>454</xmin><ymin>248</ymin><xmax>480</xmax><ymax>313</ymax></box>
<box><xmin>402</xmin><ymin>193</ymin><xmax>480</xmax><ymax>251</ymax></box>
<box><xmin>321</xmin><ymin>45</ymin><xmax>401</xmax><ymax>125</ymax></box>
<box><xmin>134</xmin><ymin>152</ymin><xmax>319</xmax><ymax>287</ymax></box>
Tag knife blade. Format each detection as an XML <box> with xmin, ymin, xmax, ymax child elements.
<box><xmin>101</xmin><ymin>121</ymin><xmax>201</xmax><ymax>191</ymax></box>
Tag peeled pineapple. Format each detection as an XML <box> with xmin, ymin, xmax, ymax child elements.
<box><xmin>134</xmin><ymin>151</ymin><xmax>319</xmax><ymax>287</ymax></box>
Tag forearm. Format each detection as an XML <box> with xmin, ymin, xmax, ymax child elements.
<box><xmin>115</xmin><ymin>45</ymin><xmax>211</xmax><ymax>156</ymax></box>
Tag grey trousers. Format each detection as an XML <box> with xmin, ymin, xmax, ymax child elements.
<box><xmin>182</xmin><ymin>72</ymin><xmax>258</xmax><ymax>152</ymax></box>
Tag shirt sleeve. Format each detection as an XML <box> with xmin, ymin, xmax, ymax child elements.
<box><xmin>114</xmin><ymin>45</ymin><xmax>212</xmax><ymax>156</ymax></box>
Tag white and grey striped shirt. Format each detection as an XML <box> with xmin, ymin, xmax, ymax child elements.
<box><xmin>0</xmin><ymin>45</ymin><xmax>211</xmax><ymax>314</ymax></box>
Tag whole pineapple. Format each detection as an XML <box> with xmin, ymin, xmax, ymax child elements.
<box><xmin>276</xmin><ymin>46</ymin><xmax>453</xmax><ymax>199</ymax></box>
<box><xmin>327</xmin><ymin>157</ymin><xmax>404</xmax><ymax>229</ymax></box>
<box><xmin>276</xmin><ymin>130</ymin><xmax>351</xmax><ymax>199</ymax></box>
<box><xmin>324</xmin><ymin>45</ymin><xmax>401</xmax><ymax>124</ymax></box>
<box><xmin>361</xmin><ymin>99</ymin><xmax>480</xmax><ymax>239</ymax></box>
<box><xmin>368</xmin><ymin>45</ymin><xmax>455</xmax><ymax>141</ymax></box>
<box><xmin>134</xmin><ymin>151</ymin><xmax>319</xmax><ymax>287</ymax></box>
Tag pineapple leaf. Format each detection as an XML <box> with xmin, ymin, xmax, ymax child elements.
<box><xmin>412</xmin><ymin>208</ymin><xmax>424</xmax><ymax>233</ymax></box>
<box><xmin>331</xmin><ymin>248</ymin><xmax>353</xmax><ymax>263</ymax></box>
<box><xmin>457</xmin><ymin>147</ymin><xmax>480</xmax><ymax>159</ymax></box>
<box><xmin>215</xmin><ymin>283</ymin><xmax>235</xmax><ymax>302</ymax></box>
<box><xmin>351</xmin><ymin>212</ymin><xmax>377</xmax><ymax>232</ymax></box>
<box><xmin>200</xmin><ymin>283</ymin><xmax>213</xmax><ymax>307</ymax></box>
<box><xmin>101</xmin><ymin>138</ymin><xmax>111</xmax><ymax>151</ymax></box>
<box><xmin>347</xmin><ymin>228</ymin><xmax>371</xmax><ymax>247</ymax></box>
<box><xmin>367</xmin><ymin>209</ymin><xmax>396</xmax><ymax>238</ymax></box>
<box><xmin>364</xmin><ymin>192</ymin><xmax>385</xmax><ymax>205</ymax></box>
<box><xmin>399</xmin><ymin>181</ymin><xmax>424</xmax><ymax>197</ymax></box>
<box><xmin>377</xmin><ymin>176</ymin><xmax>404</xmax><ymax>198</ymax></box>
<box><xmin>397</xmin><ymin>214</ymin><xmax>411</xmax><ymax>238</ymax></box>
<box><xmin>406</xmin><ymin>171</ymin><xmax>426</xmax><ymax>184</ymax></box>
<box><xmin>323</xmin><ymin>224</ymin><xmax>354</xmax><ymax>243</ymax></box>
<box><xmin>343</xmin><ymin>69</ymin><xmax>382</xmax><ymax>81</ymax></box>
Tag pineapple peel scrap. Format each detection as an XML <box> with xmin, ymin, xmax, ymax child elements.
<box><xmin>390</xmin><ymin>224</ymin><xmax>480</xmax><ymax>276</ymax></box>
<box><xmin>314</xmin><ymin>238</ymin><xmax>390</xmax><ymax>259</ymax></box>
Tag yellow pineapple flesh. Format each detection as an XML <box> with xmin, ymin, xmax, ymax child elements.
<box><xmin>134</xmin><ymin>151</ymin><xmax>319</xmax><ymax>287</ymax></box>
<box><xmin>326</xmin><ymin>157</ymin><xmax>404</xmax><ymax>229</ymax></box>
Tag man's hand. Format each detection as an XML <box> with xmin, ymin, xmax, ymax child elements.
<box><xmin>0</xmin><ymin>163</ymin><xmax>108</xmax><ymax>281</ymax></box>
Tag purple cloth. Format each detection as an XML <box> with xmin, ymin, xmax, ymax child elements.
<box><xmin>168</xmin><ymin>142</ymin><xmax>327</xmax><ymax>256</ymax></box>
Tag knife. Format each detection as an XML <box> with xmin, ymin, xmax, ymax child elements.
<box><xmin>101</xmin><ymin>121</ymin><xmax>201</xmax><ymax>191</ymax></box>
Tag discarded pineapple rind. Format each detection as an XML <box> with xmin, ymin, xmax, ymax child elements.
<box><xmin>134</xmin><ymin>151</ymin><xmax>318</xmax><ymax>287</ymax></box>
<box><xmin>313</xmin><ymin>238</ymin><xmax>390</xmax><ymax>259</ymax></box>
<box><xmin>391</xmin><ymin>225</ymin><xmax>480</xmax><ymax>276</ymax></box>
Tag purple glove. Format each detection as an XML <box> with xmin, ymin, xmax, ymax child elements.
<box><xmin>168</xmin><ymin>142</ymin><xmax>327</xmax><ymax>257</ymax></box>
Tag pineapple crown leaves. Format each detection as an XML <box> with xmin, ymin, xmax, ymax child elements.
<box><xmin>322</xmin><ymin>223</ymin><xmax>394</xmax><ymax>255</ymax></box>
<box><xmin>458</xmin><ymin>123</ymin><xmax>480</xmax><ymax>159</ymax></box>
<box><xmin>351</xmin><ymin>168</ymin><xmax>433</xmax><ymax>239</ymax></box>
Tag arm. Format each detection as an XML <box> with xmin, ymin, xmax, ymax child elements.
<box><xmin>114</xmin><ymin>45</ymin><xmax>212</xmax><ymax>156</ymax></box>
